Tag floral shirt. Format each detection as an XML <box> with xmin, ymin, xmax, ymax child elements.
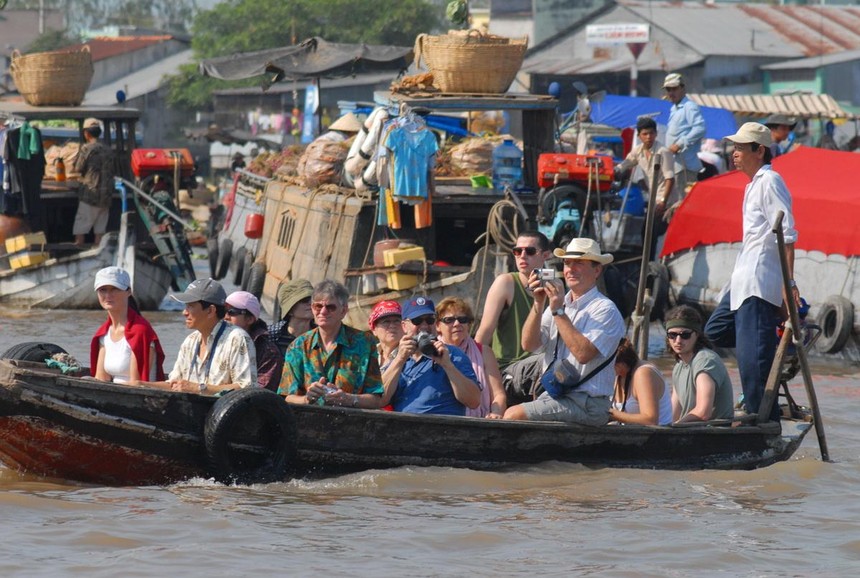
<box><xmin>279</xmin><ymin>324</ymin><xmax>382</xmax><ymax>396</ymax></box>
<box><xmin>168</xmin><ymin>320</ymin><xmax>257</xmax><ymax>388</ymax></box>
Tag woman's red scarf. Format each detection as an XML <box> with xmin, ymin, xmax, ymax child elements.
<box><xmin>90</xmin><ymin>308</ymin><xmax>166</xmax><ymax>381</ymax></box>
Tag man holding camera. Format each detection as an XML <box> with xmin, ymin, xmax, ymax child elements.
<box><xmin>384</xmin><ymin>296</ymin><xmax>481</xmax><ymax>415</ymax></box>
<box><xmin>504</xmin><ymin>238</ymin><xmax>624</xmax><ymax>425</ymax></box>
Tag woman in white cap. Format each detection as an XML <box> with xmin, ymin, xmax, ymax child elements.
<box><xmin>90</xmin><ymin>266</ymin><xmax>165</xmax><ymax>384</ymax></box>
<box><xmin>225</xmin><ymin>290</ymin><xmax>283</xmax><ymax>392</ymax></box>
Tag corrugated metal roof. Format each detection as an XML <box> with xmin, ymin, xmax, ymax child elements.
<box><xmin>688</xmin><ymin>93</ymin><xmax>855</xmax><ymax>120</ymax></box>
<box><xmin>762</xmin><ymin>48</ymin><xmax>860</xmax><ymax>70</ymax></box>
<box><xmin>83</xmin><ymin>50</ymin><xmax>193</xmax><ymax>106</ymax></box>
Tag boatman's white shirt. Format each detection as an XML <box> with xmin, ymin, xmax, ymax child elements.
<box><xmin>730</xmin><ymin>164</ymin><xmax>798</xmax><ymax>310</ymax></box>
<box><xmin>539</xmin><ymin>285</ymin><xmax>625</xmax><ymax>398</ymax></box>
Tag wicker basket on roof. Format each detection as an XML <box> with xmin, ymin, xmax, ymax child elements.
<box><xmin>415</xmin><ymin>31</ymin><xmax>528</xmax><ymax>94</ymax></box>
<box><xmin>10</xmin><ymin>46</ymin><xmax>94</xmax><ymax>107</ymax></box>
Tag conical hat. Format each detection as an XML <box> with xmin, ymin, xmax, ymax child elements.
<box><xmin>329</xmin><ymin>112</ymin><xmax>362</xmax><ymax>133</ymax></box>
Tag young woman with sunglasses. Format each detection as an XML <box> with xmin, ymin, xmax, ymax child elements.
<box><xmin>225</xmin><ymin>291</ymin><xmax>284</xmax><ymax>392</ymax></box>
<box><xmin>609</xmin><ymin>338</ymin><xmax>671</xmax><ymax>425</ymax></box>
<box><xmin>435</xmin><ymin>297</ymin><xmax>507</xmax><ymax>418</ymax></box>
<box><xmin>665</xmin><ymin>305</ymin><xmax>734</xmax><ymax>423</ymax></box>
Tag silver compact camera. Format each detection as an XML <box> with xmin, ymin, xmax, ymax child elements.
<box><xmin>414</xmin><ymin>331</ymin><xmax>440</xmax><ymax>357</ymax></box>
<box><xmin>533</xmin><ymin>268</ymin><xmax>558</xmax><ymax>282</ymax></box>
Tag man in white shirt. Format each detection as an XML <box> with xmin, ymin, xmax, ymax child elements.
<box><xmin>704</xmin><ymin>122</ymin><xmax>800</xmax><ymax>421</ymax></box>
<box><xmin>504</xmin><ymin>238</ymin><xmax>624</xmax><ymax>425</ymax></box>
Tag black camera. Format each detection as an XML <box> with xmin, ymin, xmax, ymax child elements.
<box><xmin>415</xmin><ymin>331</ymin><xmax>440</xmax><ymax>357</ymax></box>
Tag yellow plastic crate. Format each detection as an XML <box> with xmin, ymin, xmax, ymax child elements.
<box><xmin>384</xmin><ymin>245</ymin><xmax>426</xmax><ymax>290</ymax></box>
<box><xmin>5</xmin><ymin>232</ymin><xmax>47</xmax><ymax>254</ymax></box>
<box><xmin>9</xmin><ymin>251</ymin><xmax>49</xmax><ymax>270</ymax></box>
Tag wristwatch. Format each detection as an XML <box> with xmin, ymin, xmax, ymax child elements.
<box><xmin>551</xmin><ymin>307</ymin><xmax>566</xmax><ymax>317</ymax></box>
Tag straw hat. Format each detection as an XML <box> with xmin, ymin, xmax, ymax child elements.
<box><xmin>329</xmin><ymin>112</ymin><xmax>362</xmax><ymax>133</ymax></box>
<box><xmin>724</xmin><ymin>122</ymin><xmax>773</xmax><ymax>148</ymax></box>
<box><xmin>552</xmin><ymin>238</ymin><xmax>614</xmax><ymax>265</ymax></box>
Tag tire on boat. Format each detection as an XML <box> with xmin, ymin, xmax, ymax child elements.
<box><xmin>232</xmin><ymin>246</ymin><xmax>247</xmax><ymax>286</ymax></box>
<box><xmin>240</xmin><ymin>250</ymin><xmax>254</xmax><ymax>291</ymax></box>
<box><xmin>204</xmin><ymin>388</ymin><xmax>297</xmax><ymax>484</ymax></box>
<box><xmin>815</xmin><ymin>295</ymin><xmax>854</xmax><ymax>354</ymax></box>
<box><xmin>207</xmin><ymin>238</ymin><xmax>219</xmax><ymax>279</ymax></box>
<box><xmin>214</xmin><ymin>238</ymin><xmax>233</xmax><ymax>280</ymax></box>
<box><xmin>1</xmin><ymin>342</ymin><xmax>67</xmax><ymax>362</ymax></box>
<box><xmin>246</xmin><ymin>262</ymin><xmax>266</xmax><ymax>299</ymax></box>
<box><xmin>646</xmin><ymin>261</ymin><xmax>670</xmax><ymax>321</ymax></box>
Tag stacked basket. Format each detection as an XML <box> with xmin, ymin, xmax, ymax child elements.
<box><xmin>415</xmin><ymin>31</ymin><xmax>528</xmax><ymax>94</ymax></box>
<box><xmin>10</xmin><ymin>46</ymin><xmax>94</xmax><ymax>107</ymax></box>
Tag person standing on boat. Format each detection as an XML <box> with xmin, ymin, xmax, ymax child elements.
<box><xmin>609</xmin><ymin>338</ymin><xmax>672</xmax><ymax>426</ymax></box>
<box><xmin>368</xmin><ymin>300</ymin><xmax>404</xmax><ymax>371</ymax></box>
<box><xmin>268</xmin><ymin>278</ymin><xmax>315</xmax><ymax>356</ymax></box>
<box><xmin>504</xmin><ymin>238</ymin><xmax>624</xmax><ymax>425</ymax></box>
<box><xmin>475</xmin><ymin>230</ymin><xmax>551</xmax><ymax>405</ymax></box>
<box><xmin>148</xmin><ymin>278</ymin><xmax>257</xmax><ymax>394</ymax></box>
<box><xmin>90</xmin><ymin>266</ymin><xmax>165</xmax><ymax>384</ymax></box>
<box><xmin>663</xmin><ymin>73</ymin><xmax>705</xmax><ymax>197</ymax></box>
<box><xmin>279</xmin><ymin>280</ymin><xmax>383</xmax><ymax>409</ymax></box>
<box><xmin>73</xmin><ymin>118</ymin><xmax>115</xmax><ymax>246</ymax></box>
<box><xmin>225</xmin><ymin>291</ymin><xmax>283</xmax><ymax>392</ymax></box>
<box><xmin>666</xmin><ymin>305</ymin><xmax>734</xmax><ymax>423</ymax></box>
<box><xmin>704</xmin><ymin>122</ymin><xmax>799</xmax><ymax>422</ymax></box>
<box><xmin>764</xmin><ymin>114</ymin><xmax>800</xmax><ymax>157</ymax></box>
<box><xmin>384</xmin><ymin>296</ymin><xmax>481</xmax><ymax>415</ymax></box>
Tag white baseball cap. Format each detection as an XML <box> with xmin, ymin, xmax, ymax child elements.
<box><xmin>94</xmin><ymin>266</ymin><xmax>131</xmax><ymax>291</ymax></box>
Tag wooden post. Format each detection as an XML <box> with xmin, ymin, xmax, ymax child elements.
<box><xmin>757</xmin><ymin>324</ymin><xmax>791</xmax><ymax>423</ymax></box>
<box><xmin>771</xmin><ymin>210</ymin><xmax>830</xmax><ymax>461</ymax></box>
<box><xmin>631</xmin><ymin>160</ymin><xmax>661</xmax><ymax>360</ymax></box>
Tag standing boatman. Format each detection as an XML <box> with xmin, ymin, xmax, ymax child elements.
<box><xmin>663</xmin><ymin>73</ymin><xmax>706</xmax><ymax>198</ymax></box>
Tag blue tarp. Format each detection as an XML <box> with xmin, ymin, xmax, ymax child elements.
<box><xmin>586</xmin><ymin>94</ymin><xmax>737</xmax><ymax>140</ymax></box>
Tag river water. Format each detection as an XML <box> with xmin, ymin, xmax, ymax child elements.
<box><xmin>0</xmin><ymin>302</ymin><xmax>859</xmax><ymax>576</ymax></box>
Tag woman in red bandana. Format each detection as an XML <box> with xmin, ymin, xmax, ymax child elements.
<box><xmin>90</xmin><ymin>267</ymin><xmax>165</xmax><ymax>384</ymax></box>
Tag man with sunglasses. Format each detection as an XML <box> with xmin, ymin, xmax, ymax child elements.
<box><xmin>664</xmin><ymin>73</ymin><xmax>705</xmax><ymax>197</ymax></box>
<box><xmin>279</xmin><ymin>280</ymin><xmax>383</xmax><ymax>408</ymax></box>
<box><xmin>148</xmin><ymin>278</ymin><xmax>257</xmax><ymax>394</ymax></box>
<box><xmin>504</xmin><ymin>238</ymin><xmax>624</xmax><ymax>425</ymax></box>
<box><xmin>704</xmin><ymin>122</ymin><xmax>799</xmax><ymax>422</ymax></box>
<box><xmin>384</xmin><ymin>296</ymin><xmax>480</xmax><ymax>415</ymax></box>
<box><xmin>475</xmin><ymin>231</ymin><xmax>551</xmax><ymax>402</ymax></box>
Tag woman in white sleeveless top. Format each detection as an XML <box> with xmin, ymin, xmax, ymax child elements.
<box><xmin>609</xmin><ymin>338</ymin><xmax>672</xmax><ymax>426</ymax></box>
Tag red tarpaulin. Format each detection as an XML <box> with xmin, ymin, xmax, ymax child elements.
<box><xmin>662</xmin><ymin>146</ymin><xmax>860</xmax><ymax>258</ymax></box>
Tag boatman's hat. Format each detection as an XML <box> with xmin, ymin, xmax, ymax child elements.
<box><xmin>170</xmin><ymin>278</ymin><xmax>227</xmax><ymax>306</ymax></box>
<box><xmin>662</xmin><ymin>73</ymin><xmax>684</xmax><ymax>88</ymax></box>
<box><xmin>725</xmin><ymin>122</ymin><xmax>773</xmax><ymax>148</ymax></box>
<box><xmin>763</xmin><ymin>114</ymin><xmax>798</xmax><ymax>129</ymax></box>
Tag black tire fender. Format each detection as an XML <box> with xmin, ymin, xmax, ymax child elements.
<box><xmin>246</xmin><ymin>262</ymin><xmax>266</xmax><ymax>298</ymax></box>
<box><xmin>204</xmin><ymin>388</ymin><xmax>297</xmax><ymax>484</ymax></box>
<box><xmin>215</xmin><ymin>238</ymin><xmax>233</xmax><ymax>280</ymax></box>
<box><xmin>207</xmin><ymin>238</ymin><xmax>219</xmax><ymax>279</ymax></box>
<box><xmin>646</xmin><ymin>261</ymin><xmax>670</xmax><ymax>321</ymax></box>
<box><xmin>240</xmin><ymin>250</ymin><xmax>255</xmax><ymax>291</ymax></box>
<box><xmin>232</xmin><ymin>246</ymin><xmax>247</xmax><ymax>286</ymax></box>
<box><xmin>1</xmin><ymin>342</ymin><xmax>68</xmax><ymax>362</ymax></box>
<box><xmin>815</xmin><ymin>295</ymin><xmax>854</xmax><ymax>354</ymax></box>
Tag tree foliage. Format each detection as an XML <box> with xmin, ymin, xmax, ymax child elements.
<box><xmin>166</xmin><ymin>0</ymin><xmax>442</xmax><ymax>110</ymax></box>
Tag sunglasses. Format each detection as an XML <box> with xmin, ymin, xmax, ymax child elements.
<box><xmin>226</xmin><ymin>308</ymin><xmax>249</xmax><ymax>317</ymax></box>
<box><xmin>409</xmin><ymin>315</ymin><xmax>437</xmax><ymax>326</ymax></box>
<box><xmin>440</xmin><ymin>315</ymin><xmax>472</xmax><ymax>325</ymax></box>
<box><xmin>512</xmin><ymin>246</ymin><xmax>539</xmax><ymax>257</ymax></box>
<box><xmin>312</xmin><ymin>302</ymin><xmax>338</xmax><ymax>313</ymax></box>
<box><xmin>667</xmin><ymin>330</ymin><xmax>694</xmax><ymax>341</ymax></box>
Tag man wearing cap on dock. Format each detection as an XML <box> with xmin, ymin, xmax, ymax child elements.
<box><xmin>504</xmin><ymin>238</ymin><xmax>624</xmax><ymax>425</ymax></box>
<box><xmin>73</xmin><ymin>118</ymin><xmax>115</xmax><ymax>246</ymax></box>
<box><xmin>764</xmin><ymin>114</ymin><xmax>800</xmax><ymax>157</ymax></box>
<box><xmin>663</xmin><ymin>73</ymin><xmax>706</xmax><ymax>197</ymax></box>
<box><xmin>704</xmin><ymin>122</ymin><xmax>800</xmax><ymax>422</ymax></box>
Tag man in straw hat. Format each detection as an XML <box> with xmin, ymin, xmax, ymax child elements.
<box><xmin>704</xmin><ymin>122</ymin><xmax>800</xmax><ymax>422</ymax></box>
<box><xmin>663</xmin><ymin>72</ymin><xmax>705</xmax><ymax>197</ymax></box>
<box><xmin>504</xmin><ymin>238</ymin><xmax>624</xmax><ymax>425</ymax></box>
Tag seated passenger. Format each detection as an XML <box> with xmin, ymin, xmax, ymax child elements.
<box><xmin>384</xmin><ymin>296</ymin><xmax>481</xmax><ymax>416</ymax></box>
<box><xmin>269</xmin><ymin>278</ymin><xmax>315</xmax><ymax>355</ymax></box>
<box><xmin>435</xmin><ymin>297</ymin><xmax>506</xmax><ymax>418</ymax></box>
<box><xmin>279</xmin><ymin>280</ymin><xmax>383</xmax><ymax>408</ymax></box>
<box><xmin>368</xmin><ymin>300</ymin><xmax>403</xmax><ymax>371</ymax></box>
<box><xmin>666</xmin><ymin>305</ymin><xmax>734</xmax><ymax>423</ymax></box>
<box><xmin>609</xmin><ymin>338</ymin><xmax>672</xmax><ymax>425</ymax></box>
<box><xmin>90</xmin><ymin>266</ymin><xmax>165</xmax><ymax>384</ymax></box>
<box><xmin>146</xmin><ymin>279</ymin><xmax>257</xmax><ymax>393</ymax></box>
<box><xmin>225</xmin><ymin>291</ymin><xmax>283</xmax><ymax>392</ymax></box>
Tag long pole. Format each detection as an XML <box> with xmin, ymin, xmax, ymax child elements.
<box><xmin>632</xmin><ymin>160</ymin><xmax>661</xmax><ymax>360</ymax></box>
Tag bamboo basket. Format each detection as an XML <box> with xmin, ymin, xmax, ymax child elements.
<box><xmin>415</xmin><ymin>31</ymin><xmax>528</xmax><ymax>94</ymax></box>
<box><xmin>10</xmin><ymin>46</ymin><xmax>94</xmax><ymax>107</ymax></box>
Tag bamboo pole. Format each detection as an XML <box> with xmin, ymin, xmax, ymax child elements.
<box><xmin>632</xmin><ymin>160</ymin><xmax>661</xmax><ymax>360</ymax></box>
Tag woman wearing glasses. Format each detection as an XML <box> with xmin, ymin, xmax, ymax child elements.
<box><xmin>368</xmin><ymin>300</ymin><xmax>404</xmax><ymax>371</ymax></box>
<box><xmin>435</xmin><ymin>297</ymin><xmax>507</xmax><ymax>418</ymax></box>
<box><xmin>225</xmin><ymin>291</ymin><xmax>283</xmax><ymax>392</ymax></box>
<box><xmin>665</xmin><ymin>305</ymin><xmax>734</xmax><ymax>423</ymax></box>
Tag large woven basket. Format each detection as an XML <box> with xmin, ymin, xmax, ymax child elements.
<box><xmin>10</xmin><ymin>46</ymin><xmax>94</xmax><ymax>107</ymax></box>
<box><xmin>415</xmin><ymin>31</ymin><xmax>528</xmax><ymax>94</ymax></box>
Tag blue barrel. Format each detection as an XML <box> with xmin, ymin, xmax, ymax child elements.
<box><xmin>620</xmin><ymin>183</ymin><xmax>645</xmax><ymax>216</ymax></box>
<box><xmin>492</xmin><ymin>139</ymin><xmax>523</xmax><ymax>194</ymax></box>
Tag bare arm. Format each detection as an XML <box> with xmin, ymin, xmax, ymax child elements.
<box><xmin>676</xmin><ymin>371</ymin><xmax>717</xmax><ymax>423</ymax></box>
<box><xmin>380</xmin><ymin>335</ymin><xmax>418</xmax><ymax>405</ymax></box>
<box><xmin>94</xmin><ymin>344</ymin><xmax>110</xmax><ymax>382</ymax></box>
<box><xmin>609</xmin><ymin>366</ymin><xmax>664</xmax><ymax>425</ymax></box>
<box><xmin>783</xmin><ymin>242</ymin><xmax>801</xmax><ymax>308</ymax></box>
<box><xmin>475</xmin><ymin>274</ymin><xmax>513</xmax><ymax>346</ymax></box>
<box><xmin>481</xmin><ymin>343</ymin><xmax>507</xmax><ymax>418</ymax></box>
<box><xmin>434</xmin><ymin>341</ymin><xmax>481</xmax><ymax>409</ymax></box>
<box><xmin>521</xmin><ymin>271</ymin><xmax>546</xmax><ymax>353</ymax></box>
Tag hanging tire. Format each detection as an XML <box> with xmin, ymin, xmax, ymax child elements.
<box><xmin>1</xmin><ymin>342</ymin><xmax>67</xmax><ymax>363</ymax></box>
<box><xmin>207</xmin><ymin>238</ymin><xmax>219</xmax><ymax>279</ymax></box>
<box><xmin>204</xmin><ymin>388</ymin><xmax>297</xmax><ymax>485</ymax></box>
<box><xmin>815</xmin><ymin>296</ymin><xmax>854</xmax><ymax>354</ymax></box>
<box><xmin>240</xmin><ymin>250</ymin><xmax>255</xmax><ymax>291</ymax></box>
<box><xmin>215</xmin><ymin>238</ymin><xmax>233</xmax><ymax>280</ymax></box>
<box><xmin>601</xmin><ymin>264</ymin><xmax>631</xmax><ymax>319</ymax></box>
<box><xmin>646</xmin><ymin>261</ymin><xmax>670</xmax><ymax>321</ymax></box>
<box><xmin>246</xmin><ymin>262</ymin><xmax>266</xmax><ymax>299</ymax></box>
<box><xmin>232</xmin><ymin>246</ymin><xmax>247</xmax><ymax>286</ymax></box>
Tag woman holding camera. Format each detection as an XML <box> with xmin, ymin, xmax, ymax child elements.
<box><xmin>435</xmin><ymin>297</ymin><xmax>507</xmax><ymax>418</ymax></box>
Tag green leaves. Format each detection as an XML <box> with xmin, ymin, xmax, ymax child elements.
<box><xmin>446</xmin><ymin>0</ymin><xmax>468</xmax><ymax>27</ymax></box>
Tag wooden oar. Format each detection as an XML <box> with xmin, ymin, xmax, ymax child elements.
<box><xmin>764</xmin><ymin>210</ymin><xmax>830</xmax><ymax>461</ymax></box>
<box><xmin>632</xmin><ymin>160</ymin><xmax>661</xmax><ymax>360</ymax></box>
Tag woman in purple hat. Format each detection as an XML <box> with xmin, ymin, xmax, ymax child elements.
<box><xmin>225</xmin><ymin>290</ymin><xmax>284</xmax><ymax>392</ymax></box>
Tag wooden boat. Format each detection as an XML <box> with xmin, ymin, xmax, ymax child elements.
<box><xmin>0</xmin><ymin>354</ymin><xmax>812</xmax><ymax>486</ymax></box>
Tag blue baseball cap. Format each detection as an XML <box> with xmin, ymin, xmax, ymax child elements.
<box><xmin>402</xmin><ymin>296</ymin><xmax>435</xmax><ymax>320</ymax></box>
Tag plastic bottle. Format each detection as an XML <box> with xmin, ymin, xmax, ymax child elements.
<box><xmin>492</xmin><ymin>139</ymin><xmax>523</xmax><ymax>194</ymax></box>
<box><xmin>55</xmin><ymin>157</ymin><xmax>66</xmax><ymax>182</ymax></box>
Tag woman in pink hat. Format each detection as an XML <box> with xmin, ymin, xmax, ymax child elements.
<box><xmin>225</xmin><ymin>290</ymin><xmax>284</xmax><ymax>392</ymax></box>
<box><xmin>368</xmin><ymin>300</ymin><xmax>404</xmax><ymax>372</ymax></box>
<box><xmin>90</xmin><ymin>266</ymin><xmax>165</xmax><ymax>384</ymax></box>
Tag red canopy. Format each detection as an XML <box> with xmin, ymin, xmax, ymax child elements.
<box><xmin>662</xmin><ymin>146</ymin><xmax>860</xmax><ymax>258</ymax></box>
